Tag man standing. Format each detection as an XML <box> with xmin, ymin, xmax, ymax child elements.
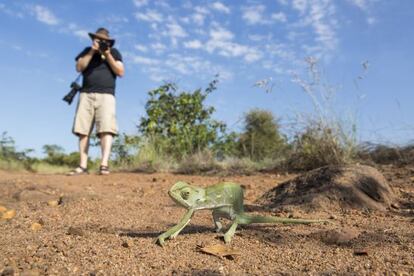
<box><xmin>69</xmin><ymin>27</ymin><xmax>124</xmax><ymax>175</ymax></box>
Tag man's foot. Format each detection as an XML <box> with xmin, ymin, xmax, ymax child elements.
<box><xmin>99</xmin><ymin>165</ymin><xmax>110</xmax><ymax>175</ymax></box>
<box><xmin>67</xmin><ymin>166</ymin><xmax>88</xmax><ymax>176</ymax></box>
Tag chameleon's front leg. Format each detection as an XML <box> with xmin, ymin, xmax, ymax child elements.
<box><xmin>156</xmin><ymin>209</ymin><xmax>194</xmax><ymax>246</ymax></box>
<box><xmin>223</xmin><ymin>220</ymin><xmax>239</xmax><ymax>244</ymax></box>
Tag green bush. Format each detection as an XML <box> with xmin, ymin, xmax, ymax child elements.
<box><xmin>286</xmin><ymin>120</ymin><xmax>357</xmax><ymax>171</ymax></box>
<box><xmin>0</xmin><ymin>132</ymin><xmax>35</xmax><ymax>170</ymax></box>
<box><xmin>238</xmin><ymin>109</ymin><xmax>288</xmax><ymax>161</ymax></box>
<box><xmin>138</xmin><ymin>78</ymin><xmax>227</xmax><ymax>160</ymax></box>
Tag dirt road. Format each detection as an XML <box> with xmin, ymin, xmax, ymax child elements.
<box><xmin>0</xmin><ymin>167</ymin><xmax>413</xmax><ymax>275</ymax></box>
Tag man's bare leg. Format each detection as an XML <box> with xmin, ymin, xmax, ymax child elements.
<box><xmin>99</xmin><ymin>132</ymin><xmax>113</xmax><ymax>167</ymax></box>
<box><xmin>79</xmin><ymin>134</ymin><xmax>90</xmax><ymax>169</ymax></box>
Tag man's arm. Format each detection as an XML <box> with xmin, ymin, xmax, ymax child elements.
<box><xmin>76</xmin><ymin>48</ymin><xmax>96</xmax><ymax>72</ymax></box>
<box><xmin>76</xmin><ymin>40</ymin><xmax>100</xmax><ymax>72</ymax></box>
<box><xmin>104</xmin><ymin>50</ymin><xmax>125</xmax><ymax>77</ymax></box>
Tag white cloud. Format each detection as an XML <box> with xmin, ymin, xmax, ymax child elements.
<box><xmin>164</xmin><ymin>54</ymin><xmax>232</xmax><ymax>80</ymax></box>
<box><xmin>133</xmin><ymin>0</ymin><xmax>148</xmax><ymax>8</ymax></box>
<box><xmin>135</xmin><ymin>10</ymin><xmax>163</xmax><ymax>23</ymax></box>
<box><xmin>166</xmin><ymin>22</ymin><xmax>187</xmax><ymax>38</ymax></box>
<box><xmin>209</xmin><ymin>26</ymin><xmax>234</xmax><ymax>41</ymax></box>
<box><xmin>73</xmin><ymin>29</ymin><xmax>89</xmax><ymax>40</ymax></box>
<box><xmin>272</xmin><ymin>12</ymin><xmax>287</xmax><ymax>23</ymax></box>
<box><xmin>347</xmin><ymin>0</ymin><xmax>368</xmax><ymax>10</ymax></box>
<box><xmin>307</xmin><ymin>0</ymin><xmax>338</xmax><ymax>51</ymax></box>
<box><xmin>183</xmin><ymin>40</ymin><xmax>203</xmax><ymax>49</ymax></box>
<box><xmin>135</xmin><ymin>44</ymin><xmax>148</xmax><ymax>52</ymax></box>
<box><xmin>211</xmin><ymin>2</ymin><xmax>230</xmax><ymax>14</ymax></box>
<box><xmin>151</xmin><ymin>42</ymin><xmax>167</xmax><ymax>53</ymax></box>
<box><xmin>242</xmin><ymin>5</ymin><xmax>268</xmax><ymax>25</ymax></box>
<box><xmin>131</xmin><ymin>55</ymin><xmax>160</xmax><ymax>66</ymax></box>
<box><xmin>65</xmin><ymin>23</ymin><xmax>89</xmax><ymax>40</ymax></box>
<box><xmin>347</xmin><ymin>0</ymin><xmax>378</xmax><ymax>24</ymax></box>
<box><xmin>194</xmin><ymin>6</ymin><xmax>209</xmax><ymax>15</ymax></box>
<box><xmin>205</xmin><ymin>25</ymin><xmax>262</xmax><ymax>63</ymax></box>
<box><xmin>242</xmin><ymin>5</ymin><xmax>287</xmax><ymax>25</ymax></box>
<box><xmin>162</xmin><ymin>21</ymin><xmax>187</xmax><ymax>46</ymax></box>
<box><xmin>292</xmin><ymin>0</ymin><xmax>308</xmax><ymax>14</ymax></box>
<box><xmin>192</xmin><ymin>13</ymin><xmax>206</xmax><ymax>25</ymax></box>
<box><xmin>248</xmin><ymin>34</ymin><xmax>272</xmax><ymax>42</ymax></box>
<box><xmin>289</xmin><ymin>0</ymin><xmax>338</xmax><ymax>55</ymax></box>
<box><xmin>32</xmin><ymin>5</ymin><xmax>59</xmax><ymax>25</ymax></box>
<box><xmin>0</xmin><ymin>3</ymin><xmax>24</xmax><ymax>18</ymax></box>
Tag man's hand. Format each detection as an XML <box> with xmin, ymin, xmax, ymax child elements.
<box><xmin>92</xmin><ymin>39</ymin><xmax>100</xmax><ymax>52</ymax></box>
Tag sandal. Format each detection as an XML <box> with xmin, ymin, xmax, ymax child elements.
<box><xmin>67</xmin><ymin>166</ymin><xmax>88</xmax><ymax>176</ymax></box>
<box><xmin>99</xmin><ymin>165</ymin><xmax>110</xmax><ymax>175</ymax></box>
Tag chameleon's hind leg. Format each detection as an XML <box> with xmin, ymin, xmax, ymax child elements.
<box><xmin>223</xmin><ymin>220</ymin><xmax>238</xmax><ymax>243</ymax></box>
<box><xmin>212</xmin><ymin>210</ymin><xmax>224</xmax><ymax>233</ymax></box>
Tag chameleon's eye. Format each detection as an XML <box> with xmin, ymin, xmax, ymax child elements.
<box><xmin>181</xmin><ymin>191</ymin><xmax>190</xmax><ymax>200</ymax></box>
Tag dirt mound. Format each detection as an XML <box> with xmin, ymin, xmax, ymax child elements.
<box><xmin>257</xmin><ymin>165</ymin><xmax>396</xmax><ymax>213</ymax></box>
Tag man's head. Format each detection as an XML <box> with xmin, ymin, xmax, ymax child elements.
<box><xmin>88</xmin><ymin>27</ymin><xmax>115</xmax><ymax>47</ymax></box>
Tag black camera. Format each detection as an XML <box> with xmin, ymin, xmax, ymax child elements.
<box><xmin>99</xmin><ymin>40</ymin><xmax>109</xmax><ymax>52</ymax></box>
<box><xmin>62</xmin><ymin>81</ymin><xmax>82</xmax><ymax>105</ymax></box>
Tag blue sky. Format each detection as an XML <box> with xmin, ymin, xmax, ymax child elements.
<box><xmin>0</xmin><ymin>0</ymin><xmax>413</xmax><ymax>157</ymax></box>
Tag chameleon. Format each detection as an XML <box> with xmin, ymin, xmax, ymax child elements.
<box><xmin>156</xmin><ymin>181</ymin><xmax>328</xmax><ymax>246</ymax></box>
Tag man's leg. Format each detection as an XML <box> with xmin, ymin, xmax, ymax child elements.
<box><xmin>99</xmin><ymin>132</ymin><xmax>113</xmax><ymax>167</ymax></box>
<box><xmin>79</xmin><ymin>134</ymin><xmax>90</xmax><ymax>169</ymax></box>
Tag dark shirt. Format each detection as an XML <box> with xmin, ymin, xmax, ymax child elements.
<box><xmin>75</xmin><ymin>47</ymin><xmax>123</xmax><ymax>95</ymax></box>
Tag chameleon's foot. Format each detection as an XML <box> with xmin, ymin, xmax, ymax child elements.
<box><xmin>155</xmin><ymin>235</ymin><xmax>166</xmax><ymax>247</ymax></box>
<box><xmin>223</xmin><ymin>233</ymin><xmax>233</xmax><ymax>244</ymax></box>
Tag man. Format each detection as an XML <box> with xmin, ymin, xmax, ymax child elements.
<box><xmin>69</xmin><ymin>27</ymin><xmax>124</xmax><ymax>175</ymax></box>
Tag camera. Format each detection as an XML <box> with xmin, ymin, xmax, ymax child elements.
<box><xmin>99</xmin><ymin>40</ymin><xmax>109</xmax><ymax>52</ymax></box>
<box><xmin>62</xmin><ymin>81</ymin><xmax>82</xmax><ymax>105</ymax></box>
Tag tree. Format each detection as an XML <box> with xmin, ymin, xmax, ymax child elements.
<box><xmin>139</xmin><ymin>78</ymin><xmax>227</xmax><ymax>159</ymax></box>
<box><xmin>238</xmin><ymin>109</ymin><xmax>288</xmax><ymax>161</ymax></box>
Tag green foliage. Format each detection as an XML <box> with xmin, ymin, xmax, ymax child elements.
<box><xmin>238</xmin><ymin>109</ymin><xmax>288</xmax><ymax>161</ymax></box>
<box><xmin>139</xmin><ymin>78</ymin><xmax>227</xmax><ymax>159</ymax></box>
<box><xmin>357</xmin><ymin>143</ymin><xmax>414</xmax><ymax>165</ymax></box>
<box><xmin>0</xmin><ymin>132</ymin><xmax>34</xmax><ymax>170</ymax></box>
<box><xmin>286</xmin><ymin>120</ymin><xmax>357</xmax><ymax>171</ymax></box>
<box><xmin>111</xmin><ymin>134</ymin><xmax>140</xmax><ymax>166</ymax></box>
<box><xmin>42</xmin><ymin>144</ymin><xmax>91</xmax><ymax>168</ymax></box>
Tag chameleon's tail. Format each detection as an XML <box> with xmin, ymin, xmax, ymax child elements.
<box><xmin>237</xmin><ymin>213</ymin><xmax>326</xmax><ymax>225</ymax></box>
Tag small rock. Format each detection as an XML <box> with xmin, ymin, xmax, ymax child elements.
<box><xmin>67</xmin><ymin>226</ymin><xmax>84</xmax><ymax>236</ymax></box>
<box><xmin>0</xmin><ymin>206</ymin><xmax>7</xmax><ymax>213</ymax></box>
<box><xmin>354</xmin><ymin>248</ymin><xmax>369</xmax><ymax>256</ymax></box>
<box><xmin>1</xmin><ymin>267</ymin><xmax>14</xmax><ymax>276</ymax></box>
<box><xmin>121</xmin><ymin>241</ymin><xmax>131</xmax><ymax>248</ymax></box>
<box><xmin>390</xmin><ymin>203</ymin><xmax>399</xmax><ymax>209</ymax></box>
<box><xmin>31</xmin><ymin>222</ymin><xmax>43</xmax><ymax>231</ymax></box>
<box><xmin>320</xmin><ymin>227</ymin><xmax>360</xmax><ymax>245</ymax></box>
<box><xmin>47</xmin><ymin>200</ymin><xmax>60</xmax><ymax>207</ymax></box>
<box><xmin>2</xmin><ymin>209</ymin><xmax>16</xmax><ymax>220</ymax></box>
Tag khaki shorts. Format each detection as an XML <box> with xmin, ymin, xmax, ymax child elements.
<box><xmin>72</xmin><ymin>92</ymin><xmax>118</xmax><ymax>136</ymax></box>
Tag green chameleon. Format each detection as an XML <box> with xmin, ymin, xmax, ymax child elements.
<box><xmin>156</xmin><ymin>181</ymin><xmax>328</xmax><ymax>246</ymax></box>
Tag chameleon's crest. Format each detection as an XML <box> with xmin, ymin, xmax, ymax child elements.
<box><xmin>168</xmin><ymin>181</ymin><xmax>205</xmax><ymax>209</ymax></box>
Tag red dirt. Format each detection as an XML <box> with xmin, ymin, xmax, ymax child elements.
<box><xmin>0</xmin><ymin>165</ymin><xmax>413</xmax><ymax>275</ymax></box>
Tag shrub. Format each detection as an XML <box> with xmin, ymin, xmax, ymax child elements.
<box><xmin>138</xmin><ymin>78</ymin><xmax>227</xmax><ymax>160</ymax></box>
<box><xmin>286</xmin><ymin>120</ymin><xmax>357</xmax><ymax>171</ymax></box>
<box><xmin>238</xmin><ymin>109</ymin><xmax>288</xmax><ymax>161</ymax></box>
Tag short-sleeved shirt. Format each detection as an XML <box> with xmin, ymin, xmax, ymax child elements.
<box><xmin>75</xmin><ymin>47</ymin><xmax>123</xmax><ymax>95</ymax></box>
